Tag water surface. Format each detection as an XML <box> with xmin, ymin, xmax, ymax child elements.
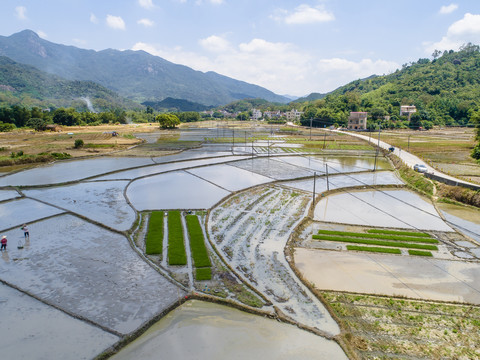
<box><xmin>112</xmin><ymin>300</ymin><xmax>347</xmax><ymax>360</ymax></box>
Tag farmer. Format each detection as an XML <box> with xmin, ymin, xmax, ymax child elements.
<box><xmin>21</xmin><ymin>224</ymin><xmax>29</xmax><ymax>239</ymax></box>
<box><xmin>1</xmin><ymin>235</ymin><xmax>7</xmax><ymax>251</ymax></box>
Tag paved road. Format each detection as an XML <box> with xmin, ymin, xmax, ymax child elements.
<box><xmin>336</xmin><ymin>129</ymin><xmax>479</xmax><ymax>189</ymax></box>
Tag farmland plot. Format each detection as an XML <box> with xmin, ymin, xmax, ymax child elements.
<box><xmin>208</xmin><ymin>185</ymin><xmax>340</xmax><ymax>335</ymax></box>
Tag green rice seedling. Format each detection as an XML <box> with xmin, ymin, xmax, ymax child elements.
<box><xmin>316</xmin><ymin>230</ymin><xmax>438</xmax><ymax>244</ymax></box>
<box><xmin>367</xmin><ymin>229</ymin><xmax>431</xmax><ymax>237</ymax></box>
<box><xmin>312</xmin><ymin>235</ymin><xmax>438</xmax><ymax>250</ymax></box>
<box><xmin>347</xmin><ymin>245</ymin><xmax>401</xmax><ymax>254</ymax></box>
<box><xmin>168</xmin><ymin>211</ymin><xmax>187</xmax><ymax>265</ymax></box>
<box><xmin>408</xmin><ymin>250</ymin><xmax>433</xmax><ymax>257</ymax></box>
<box><xmin>195</xmin><ymin>267</ymin><xmax>212</xmax><ymax>281</ymax></box>
<box><xmin>186</xmin><ymin>215</ymin><xmax>211</xmax><ymax>268</ymax></box>
<box><xmin>145</xmin><ymin>211</ymin><xmax>163</xmax><ymax>255</ymax></box>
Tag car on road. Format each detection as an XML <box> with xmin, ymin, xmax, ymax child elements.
<box><xmin>414</xmin><ymin>164</ymin><xmax>428</xmax><ymax>173</ymax></box>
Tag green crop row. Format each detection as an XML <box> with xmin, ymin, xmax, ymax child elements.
<box><xmin>367</xmin><ymin>229</ymin><xmax>431</xmax><ymax>237</ymax></box>
<box><xmin>312</xmin><ymin>235</ymin><xmax>438</xmax><ymax>250</ymax></box>
<box><xmin>346</xmin><ymin>245</ymin><xmax>401</xmax><ymax>254</ymax></box>
<box><xmin>195</xmin><ymin>267</ymin><xmax>212</xmax><ymax>281</ymax></box>
<box><xmin>316</xmin><ymin>229</ymin><xmax>437</xmax><ymax>244</ymax></box>
<box><xmin>408</xmin><ymin>250</ymin><xmax>434</xmax><ymax>257</ymax></box>
<box><xmin>186</xmin><ymin>215</ymin><xmax>211</xmax><ymax>268</ymax></box>
<box><xmin>168</xmin><ymin>211</ymin><xmax>187</xmax><ymax>265</ymax></box>
<box><xmin>145</xmin><ymin>211</ymin><xmax>163</xmax><ymax>255</ymax></box>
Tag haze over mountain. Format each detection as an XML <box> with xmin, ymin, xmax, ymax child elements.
<box><xmin>0</xmin><ymin>56</ymin><xmax>137</xmax><ymax>110</ymax></box>
<box><xmin>0</xmin><ymin>30</ymin><xmax>290</xmax><ymax>106</ymax></box>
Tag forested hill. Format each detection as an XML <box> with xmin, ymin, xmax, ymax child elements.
<box><xmin>0</xmin><ymin>30</ymin><xmax>289</xmax><ymax>106</ymax></box>
<box><xmin>299</xmin><ymin>44</ymin><xmax>480</xmax><ymax>127</ymax></box>
<box><xmin>0</xmin><ymin>56</ymin><xmax>138</xmax><ymax>110</ymax></box>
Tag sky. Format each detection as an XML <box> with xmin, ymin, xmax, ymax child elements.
<box><xmin>2</xmin><ymin>0</ymin><xmax>480</xmax><ymax>97</ymax></box>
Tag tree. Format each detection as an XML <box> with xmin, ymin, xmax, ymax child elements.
<box><xmin>178</xmin><ymin>111</ymin><xmax>200</xmax><ymax>122</ymax></box>
<box><xmin>432</xmin><ymin>49</ymin><xmax>442</xmax><ymax>60</ymax></box>
<box><xmin>25</xmin><ymin>118</ymin><xmax>47</xmax><ymax>131</ymax></box>
<box><xmin>156</xmin><ymin>113</ymin><xmax>180</xmax><ymax>129</ymax></box>
<box><xmin>409</xmin><ymin>113</ymin><xmax>422</xmax><ymax>130</ymax></box>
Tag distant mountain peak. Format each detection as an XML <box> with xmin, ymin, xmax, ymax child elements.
<box><xmin>0</xmin><ymin>29</ymin><xmax>290</xmax><ymax>106</ymax></box>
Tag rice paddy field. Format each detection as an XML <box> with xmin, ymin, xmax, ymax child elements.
<box><xmin>1</xmin><ymin>124</ymin><xmax>479</xmax><ymax>359</ymax></box>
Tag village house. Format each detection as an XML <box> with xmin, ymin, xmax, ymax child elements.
<box><xmin>285</xmin><ymin>109</ymin><xmax>303</xmax><ymax>121</ymax></box>
<box><xmin>251</xmin><ymin>108</ymin><xmax>262</xmax><ymax>120</ymax></box>
<box><xmin>400</xmin><ymin>105</ymin><xmax>417</xmax><ymax>120</ymax></box>
<box><xmin>348</xmin><ymin>112</ymin><xmax>368</xmax><ymax>130</ymax></box>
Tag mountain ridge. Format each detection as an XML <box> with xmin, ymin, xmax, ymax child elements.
<box><xmin>0</xmin><ymin>30</ymin><xmax>290</xmax><ymax>106</ymax></box>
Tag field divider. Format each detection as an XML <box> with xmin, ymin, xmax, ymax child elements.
<box><xmin>316</xmin><ymin>229</ymin><xmax>438</xmax><ymax>244</ymax></box>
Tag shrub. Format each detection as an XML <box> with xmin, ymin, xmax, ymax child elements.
<box><xmin>146</xmin><ymin>211</ymin><xmax>163</xmax><ymax>255</ymax></box>
<box><xmin>74</xmin><ymin>139</ymin><xmax>84</xmax><ymax>148</ymax></box>
<box><xmin>168</xmin><ymin>211</ymin><xmax>187</xmax><ymax>265</ymax></box>
<box><xmin>0</xmin><ymin>122</ymin><xmax>16</xmax><ymax>132</ymax></box>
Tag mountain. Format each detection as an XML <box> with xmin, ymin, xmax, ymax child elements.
<box><xmin>299</xmin><ymin>44</ymin><xmax>480</xmax><ymax>126</ymax></box>
<box><xmin>292</xmin><ymin>92</ymin><xmax>327</xmax><ymax>103</ymax></box>
<box><xmin>142</xmin><ymin>97</ymin><xmax>212</xmax><ymax>112</ymax></box>
<box><xmin>0</xmin><ymin>30</ymin><xmax>290</xmax><ymax>106</ymax></box>
<box><xmin>0</xmin><ymin>56</ymin><xmax>137</xmax><ymax>110</ymax></box>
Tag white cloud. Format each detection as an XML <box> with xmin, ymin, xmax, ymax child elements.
<box><xmin>195</xmin><ymin>0</ymin><xmax>224</xmax><ymax>5</ymax></box>
<box><xmin>90</xmin><ymin>13</ymin><xmax>99</xmax><ymax>24</ymax></box>
<box><xmin>439</xmin><ymin>4</ymin><xmax>458</xmax><ymax>14</ymax></box>
<box><xmin>138</xmin><ymin>18</ymin><xmax>155</xmax><ymax>27</ymax></box>
<box><xmin>199</xmin><ymin>35</ymin><xmax>230</xmax><ymax>52</ymax></box>
<box><xmin>138</xmin><ymin>0</ymin><xmax>155</xmax><ymax>10</ymax></box>
<box><xmin>272</xmin><ymin>4</ymin><xmax>334</xmax><ymax>25</ymax></box>
<box><xmin>37</xmin><ymin>30</ymin><xmax>47</xmax><ymax>39</ymax></box>
<box><xmin>314</xmin><ymin>58</ymin><xmax>398</xmax><ymax>92</ymax></box>
<box><xmin>106</xmin><ymin>15</ymin><xmax>126</xmax><ymax>30</ymax></box>
<box><xmin>15</xmin><ymin>6</ymin><xmax>27</xmax><ymax>20</ymax></box>
<box><xmin>73</xmin><ymin>38</ymin><xmax>87</xmax><ymax>46</ymax></box>
<box><xmin>425</xmin><ymin>13</ymin><xmax>480</xmax><ymax>53</ymax></box>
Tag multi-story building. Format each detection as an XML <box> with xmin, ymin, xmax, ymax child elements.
<box><xmin>347</xmin><ymin>112</ymin><xmax>368</xmax><ymax>130</ymax></box>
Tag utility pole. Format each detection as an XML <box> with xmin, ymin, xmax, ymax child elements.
<box><xmin>326</xmin><ymin>164</ymin><xmax>329</xmax><ymax>191</ymax></box>
<box><xmin>408</xmin><ymin>135</ymin><xmax>411</xmax><ymax>152</ymax></box>
<box><xmin>373</xmin><ymin>124</ymin><xmax>381</xmax><ymax>172</ymax></box>
<box><xmin>310</xmin><ymin>118</ymin><xmax>312</xmax><ymax>140</ymax></box>
<box><xmin>232</xmin><ymin>127</ymin><xmax>235</xmax><ymax>149</ymax></box>
<box><xmin>323</xmin><ymin>131</ymin><xmax>327</xmax><ymax>149</ymax></box>
<box><xmin>312</xmin><ymin>172</ymin><xmax>316</xmax><ymax>207</ymax></box>
<box><xmin>267</xmin><ymin>139</ymin><xmax>270</xmax><ymax>157</ymax></box>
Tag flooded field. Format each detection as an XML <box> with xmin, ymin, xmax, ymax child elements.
<box><xmin>127</xmin><ymin>170</ymin><xmax>231</xmax><ymax>210</ymax></box>
<box><xmin>112</xmin><ymin>300</ymin><xmax>347</xmax><ymax>360</ymax></box>
<box><xmin>0</xmin><ymin>283</ymin><xmax>119</xmax><ymax>360</ymax></box>
<box><xmin>295</xmin><ymin>248</ymin><xmax>480</xmax><ymax>304</ymax></box>
<box><xmin>0</xmin><ymin>157</ymin><xmax>155</xmax><ymax>186</ymax></box>
<box><xmin>0</xmin><ymin>198</ymin><xmax>64</xmax><ymax>230</ymax></box>
<box><xmin>209</xmin><ymin>185</ymin><xmax>340</xmax><ymax>335</ymax></box>
<box><xmin>24</xmin><ymin>180</ymin><xmax>135</xmax><ymax>231</ymax></box>
<box><xmin>438</xmin><ymin>202</ymin><xmax>480</xmax><ymax>244</ymax></box>
<box><xmin>314</xmin><ymin>189</ymin><xmax>453</xmax><ymax>231</ymax></box>
<box><xmin>0</xmin><ymin>214</ymin><xmax>184</xmax><ymax>334</ymax></box>
<box><xmin>3</xmin><ymin>127</ymin><xmax>477</xmax><ymax>359</ymax></box>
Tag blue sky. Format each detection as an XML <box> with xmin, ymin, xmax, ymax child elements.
<box><xmin>2</xmin><ymin>0</ymin><xmax>480</xmax><ymax>96</ymax></box>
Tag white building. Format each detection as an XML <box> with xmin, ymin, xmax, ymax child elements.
<box><xmin>400</xmin><ymin>105</ymin><xmax>416</xmax><ymax>120</ymax></box>
<box><xmin>285</xmin><ymin>109</ymin><xmax>303</xmax><ymax>121</ymax></box>
<box><xmin>348</xmin><ymin>112</ymin><xmax>367</xmax><ymax>130</ymax></box>
<box><xmin>252</xmin><ymin>108</ymin><xmax>262</xmax><ymax>120</ymax></box>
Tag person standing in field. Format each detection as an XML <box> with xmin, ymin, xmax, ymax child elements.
<box><xmin>21</xmin><ymin>224</ymin><xmax>29</xmax><ymax>239</ymax></box>
<box><xmin>1</xmin><ymin>236</ymin><xmax>7</xmax><ymax>251</ymax></box>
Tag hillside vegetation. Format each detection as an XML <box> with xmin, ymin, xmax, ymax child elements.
<box><xmin>0</xmin><ymin>56</ymin><xmax>138</xmax><ymax>110</ymax></box>
<box><xmin>298</xmin><ymin>44</ymin><xmax>480</xmax><ymax>129</ymax></box>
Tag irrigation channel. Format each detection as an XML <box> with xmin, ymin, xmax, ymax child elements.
<box><xmin>0</xmin><ymin>127</ymin><xmax>479</xmax><ymax>359</ymax></box>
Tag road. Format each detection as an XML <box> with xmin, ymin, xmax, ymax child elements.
<box><xmin>336</xmin><ymin>129</ymin><xmax>480</xmax><ymax>189</ymax></box>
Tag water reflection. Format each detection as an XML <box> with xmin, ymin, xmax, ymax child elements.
<box><xmin>112</xmin><ymin>300</ymin><xmax>348</xmax><ymax>360</ymax></box>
